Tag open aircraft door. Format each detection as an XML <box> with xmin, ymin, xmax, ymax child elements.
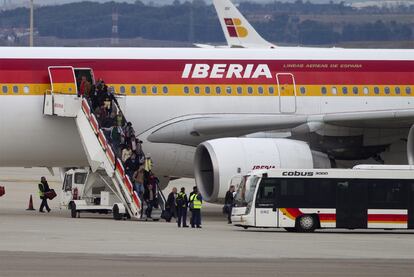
<box><xmin>277</xmin><ymin>73</ymin><xmax>297</xmax><ymax>113</ymax></box>
<box><xmin>48</xmin><ymin>66</ymin><xmax>77</xmax><ymax>94</ymax></box>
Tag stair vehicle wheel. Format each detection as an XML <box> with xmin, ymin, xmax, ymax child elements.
<box><xmin>70</xmin><ymin>202</ymin><xmax>77</xmax><ymax>218</ymax></box>
<box><xmin>113</xmin><ymin>204</ymin><xmax>122</xmax><ymax>221</ymax></box>
<box><xmin>296</xmin><ymin>215</ymin><xmax>317</xmax><ymax>232</ymax></box>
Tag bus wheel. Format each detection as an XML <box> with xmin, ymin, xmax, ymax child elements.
<box><xmin>297</xmin><ymin>215</ymin><xmax>317</xmax><ymax>232</ymax></box>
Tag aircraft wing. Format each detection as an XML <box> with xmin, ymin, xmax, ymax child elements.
<box><xmin>319</xmin><ymin>109</ymin><xmax>414</xmax><ymax>129</ymax></box>
<box><xmin>147</xmin><ymin>109</ymin><xmax>414</xmax><ymax>146</ymax></box>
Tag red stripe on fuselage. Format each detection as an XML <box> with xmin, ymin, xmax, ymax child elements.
<box><xmin>0</xmin><ymin>59</ymin><xmax>412</xmax><ymax>85</ymax></box>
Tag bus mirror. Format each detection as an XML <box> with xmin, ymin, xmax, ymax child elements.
<box><xmin>262</xmin><ymin>173</ymin><xmax>268</xmax><ymax>178</ymax></box>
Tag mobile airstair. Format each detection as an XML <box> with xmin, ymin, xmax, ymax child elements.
<box><xmin>43</xmin><ymin>66</ymin><xmax>163</xmax><ymax>220</ymax></box>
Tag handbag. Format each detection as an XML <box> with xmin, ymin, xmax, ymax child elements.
<box><xmin>45</xmin><ymin>189</ymin><xmax>57</xmax><ymax>200</ymax></box>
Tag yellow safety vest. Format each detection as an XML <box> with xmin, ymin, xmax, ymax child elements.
<box><xmin>38</xmin><ymin>183</ymin><xmax>44</xmax><ymax>197</ymax></box>
<box><xmin>144</xmin><ymin>158</ymin><xmax>152</xmax><ymax>172</ymax></box>
<box><xmin>190</xmin><ymin>194</ymin><xmax>202</xmax><ymax>210</ymax></box>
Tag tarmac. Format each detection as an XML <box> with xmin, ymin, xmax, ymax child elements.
<box><xmin>1</xmin><ymin>167</ymin><xmax>414</xmax><ymax>276</ymax></box>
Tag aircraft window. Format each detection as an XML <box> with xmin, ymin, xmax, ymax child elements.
<box><xmin>226</xmin><ymin>86</ymin><xmax>232</xmax><ymax>94</ymax></box>
<box><xmin>184</xmin><ymin>86</ymin><xmax>189</xmax><ymax>94</ymax></box>
<box><xmin>258</xmin><ymin>87</ymin><xmax>264</xmax><ymax>94</ymax></box>
<box><xmin>2</xmin><ymin>86</ymin><xmax>7</xmax><ymax>94</ymax></box>
<box><xmin>205</xmin><ymin>86</ymin><xmax>211</xmax><ymax>94</ymax></box>
<box><xmin>385</xmin><ymin>87</ymin><xmax>390</xmax><ymax>95</ymax></box>
<box><xmin>131</xmin><ymin>86</ymin><xmax>136</xmax><ymax>94</ymax></box>
<box><xmin>268</xmin><ymin>87</ymin><xmax>274</xmax><ymax>94</ymax></box>
<box><xmin>120</xmin><ymin>86</ymin><xmax>126</xmax><ymax>94</ymax></box>
<box><xmin>163</xmin><ymin>86</ymin><xmax>168</xmax><ymax>94</ymax></box>
<box><xmin>374</xmin><ymin>87</ymin><xmax>380</xmax><ymax>94</ymax></box>
<box><xmin>406</xmin><ymin>87</ymin><xmax>412</xmax><ymax>95</ymax></box>
<box><xmin>342</xmin><ymin>87</ymin><xmax>348</xmax><ymax>94</ymax></box>
<box><xmin>194</xmin><ymin>87</ymin><xmax>200</xmax><ymax>94</ymax></box>
<box><xmin>237</xmin><ymin>86</ymin><xmax>243</xmax><ymax>94</ymax></box>
<box><xmin>13</xmin><ymin>86</ymin><xmax>19</xmax><ymax>94</ymax></box>
<box><xmin>363</xmin><ymin>87</ymin><xmax>369</xmax><ymax>95</ymax></box>
<box><xmin>152</xmin><ymin>86</ymin><xmax>157</xmax><ymax>94</ymax></box>
<box><xmin>300</xmin><ymin>87</ymin><xmax>306</xmax><ymax>95</ymax></box>
<box><xmin>395</xmin><ymin>87</ymin><xmax>401</xmax><ymax>95</ymax></box>
<box><xmin>247</xmin><ymin>87</ymin><xmax>253</xmax><ymax>94</ymax></box>
<box><xmin>141</xmin><ymin>86</ymin><xmax>147</xmax><ymax>94</ymax></box>
<box><xmin>321</xmin><ymin>87</ymin><xmax>327</xmax><ymax>95</ymax></box>
<box><xmin>216</xmin><ymin>86</ymin><xmax>221</xmax><ymax>94</ymax></box>
<box><xmin>353</xmin><ymin>87</ymin><xmax>358</xmax><ymax>95</ymax></box>
<box><xmin>331</xmin><ymin>87</ymin><xmax>337</xmax><ymax>95</ymax></box>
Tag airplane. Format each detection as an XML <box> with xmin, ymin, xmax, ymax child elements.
<box><xmin>211</xmin><ymin>0</ymin><xmax>276</xmax><ymax>48</ymax></box>
<box><xmin>0</xmin><ymin>47</ymin><xmax>413</xmax><ymax>203</ymax></box>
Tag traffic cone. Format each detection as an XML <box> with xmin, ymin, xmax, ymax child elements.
<box><xmin>26</xmin><ymin>195</ymin><xmax>35</xmax><ymax>211</ymax></box>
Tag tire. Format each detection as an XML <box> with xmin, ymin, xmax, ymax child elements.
<box><xmin>113</xmin><ymin>205</ymin><xmax>122</xmax><ymax>221</ymax></box>
<box><xmin>70</xmin><ymin>202</ymin><xmax>77</xmax><ymax>218</ymax></box>
<box><xmin>296</xmin><ymin>215</ymin><xmax>317</xmax><ymax>232</ymax></box>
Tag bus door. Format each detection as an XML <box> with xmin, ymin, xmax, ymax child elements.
<box><xmin>336</xmin><ymin>181</ymin><xmax>368</xmax><ymax>229</ymax></box>
<box><xmin>255</xmin><ymin>179</ymin><xmax>278</xmax><ymax>227</ymax></box>
<box><xmin>409</xmin><ymin>183</ymin><xmax>414</xmax><ymax>229</ymax></box>
<box><xmin>277</xmin><ymin>73</ymin><xmax>297</xmax><ymax>113</ymax></box>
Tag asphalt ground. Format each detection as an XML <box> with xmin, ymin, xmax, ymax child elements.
<box><xmin>1</xmin><ymin>168</ymin><xmax>414</xmax><ymax>276</ymax></box>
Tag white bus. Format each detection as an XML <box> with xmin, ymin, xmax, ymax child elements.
<box><xmin>231</xmin><ymin>167</ymin><xmax>414</xmax><ymax>232</ymax></box>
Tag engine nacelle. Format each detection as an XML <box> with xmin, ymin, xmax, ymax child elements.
<box><xmin>194</xmin><ymin>138</ymin><xmax>322</xmax><ymax>202</ymax></box>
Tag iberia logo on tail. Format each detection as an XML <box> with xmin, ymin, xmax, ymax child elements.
<box><xmin>224</xmin><ymin>18</ymin><xmax>248</xmax><ymax>38</ymax></box>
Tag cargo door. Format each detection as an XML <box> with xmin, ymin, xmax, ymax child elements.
<box><xmin>277</xmin><ymin>73</ymin><xmax>297</xmax><ymax>113</ymax></box>
<box><xmin>48</xmin><ymin>66</ymin><xmax>77</xmax><ymax>94</ymax></box>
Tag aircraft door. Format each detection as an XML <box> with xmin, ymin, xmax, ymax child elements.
<box><xmin>48</xmin><ymin>66</ymin><xmax>77</xmax><ymax>94</ymax></box>
<box><xmin>277</xmin><ymin>73</ymin><xmax>297</xmax><ymax>113</ymax></box>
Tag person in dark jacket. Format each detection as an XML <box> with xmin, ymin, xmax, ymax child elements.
<box><xmin>224</xmin><ymin>185</ymin><xmax>236</xmax><ymax>224</ymax></box>
<box><xmin>165</xmin><ymin>187</ymin><xmax>178</xmax><ymax>222</ymax></box>
<box><xmin>38</xmin><ymin>176</ymin><xmax>51</xmax><ymax>213</ymax></box>
<box><xmin>176</xmin><ymin>187</ymin><xmax>189</xmax><ymax>228</ymax></box>
<box><xmin>143</xmin><ymin>183</ymin><xmax>156</xmax><ymax>219</ymax></box>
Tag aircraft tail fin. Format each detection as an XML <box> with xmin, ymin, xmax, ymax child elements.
<box><xmin>213</xmin><ymin>0</ymin><xmax>276</xmax><ymax>49</ymax></box>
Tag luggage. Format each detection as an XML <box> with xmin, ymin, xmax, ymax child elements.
<box><xmin>45</xmin><ymin>189</ymin><xmax>57</xmax><ymax>200</ymax></box>
<box><xmin>0</xmin><ymin>186</ymin><xmax>5</xmax><ymax>197</ymax></box>
<box><xmin>161</xmin><ymin>210</ymin><xmax>172</xmax><ymax>221</ymax></box>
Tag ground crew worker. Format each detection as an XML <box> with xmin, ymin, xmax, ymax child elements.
<box><xmin>189</xmin><ymin>186</ymin><xmax>197</xmax><ymax>226</ymax></box>
<box><xmin>189</xmin><ymin>187</ymin><xmax>202</xmax><ymax>228</ymax></box>
<box><xmin>176</xmin><ymin>187</ymin><xmax>189</xmax><ymax>228</ymax></box>
<box><xmin>38</xmin><ymin>176</ymin><xmax>51</xmax><ymax>213</ymax></box>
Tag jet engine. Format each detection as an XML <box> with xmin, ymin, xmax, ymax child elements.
<box><xmin>194</xmin><ymin>138</ymin><xmax>329</xmax><ymax>202</ymax></box>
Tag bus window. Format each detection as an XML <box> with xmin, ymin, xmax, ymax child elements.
<box><xmin>256</xmin><ymin>178</ymin><xmax>277</xmax><ymax>205</ymax></box>
<box><xmin>63</xmin><ymin>174</ymin><xmax>73</xmax><ymax>192</ymax></box>
<box><xmin>368</xmin><ymin>180</ymin><xmax>409</xmax><ymax>209</ymax></box>
<box><xmin>234</xmin><ymin>175</ymin><xmax>260</xmax><ymax>207</ymax></box>
<box><xmin>74</xmin><ymin>172</ymin><xmax>87</xmax><ymax>185</ymax></box>
<box><xmin>278</xmin><ymin>179</ymin><xmax>305</xmax><ymax>207</ymax></box>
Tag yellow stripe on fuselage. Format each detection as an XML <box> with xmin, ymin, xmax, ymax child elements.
<box><xmin>0</xmin><ymin>83</ymin><xmax>413</xmax><ymax>97</ymax></box>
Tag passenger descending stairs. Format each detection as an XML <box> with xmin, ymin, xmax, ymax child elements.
<box><xmin>43</xmin><ymin>92</ymin><xmax>142</xmax><ymax>219</ymax></box>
